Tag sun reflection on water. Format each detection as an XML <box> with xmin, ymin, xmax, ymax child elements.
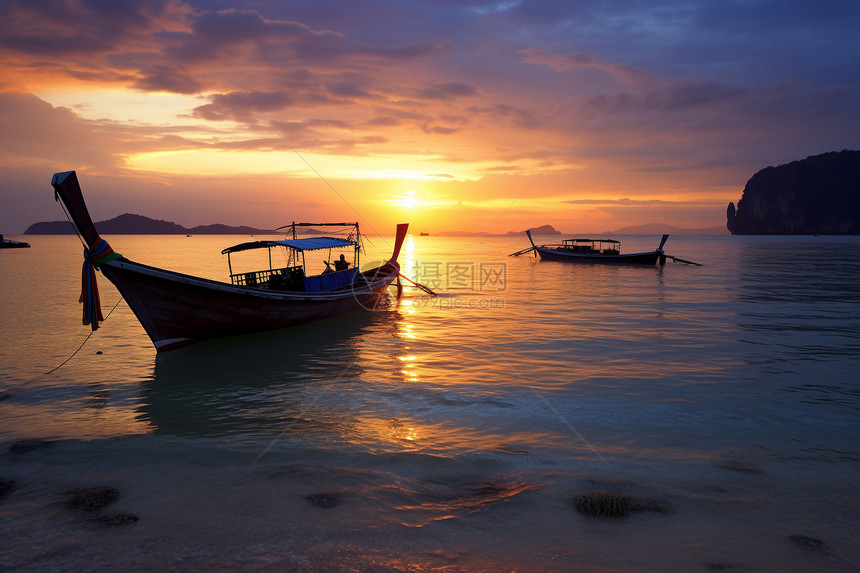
<box><xmin>398</xmin><ymin>321</ymin><xmax>416</xmax><ymax>339</ymax></box>
<box><xmin>398</xmin><ymin>354</ymin><xmax>419</xmax><ymax>382</ymax></box>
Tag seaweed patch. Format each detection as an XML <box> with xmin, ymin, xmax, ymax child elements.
<box><xmin>572</xmin><ymin>491</ymin><xmax>674</xmax><ymax>518</ymax></box>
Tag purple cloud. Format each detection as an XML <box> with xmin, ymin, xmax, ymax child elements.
<box><xmin>417</xmin><ymin>82</ymin><xmax>478</xmax><ymax>100</ymax></box>
<box><xmin>192</xmin><ymin>90</ymin><xmax>294</xmax><ymax>121</ymax></box>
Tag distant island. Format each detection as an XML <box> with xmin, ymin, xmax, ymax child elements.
<box><xmin>519</xmin><ymin>224</ymin><xmax>561</xmax><ymax>236</ymax></box>
<box><xmin>24</xmin><ymin>213</ymin><xmax>275</xmax><ymax>235</ymax></box>
<box><xmin>433</xmin><ymin>224</ymin><xmax>561</xmax><ymax>237</ymax></box>
<box><xmin>727</xmin><ymin>150</ymin><xmax>860</xmax><ymax>235</ymax></box>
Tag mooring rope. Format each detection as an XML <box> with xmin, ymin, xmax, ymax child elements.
<box><xmin>0</xmin><ymin>293</ymin><xmax>125</xmax><ymax>399</ymax></box>
<box><xmin>42</xmin><ymin>296</ymin><xmax>125</xmax><ymax>377</ymax></box>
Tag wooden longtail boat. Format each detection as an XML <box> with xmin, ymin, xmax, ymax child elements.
<box><xmin>511</xmin><ymin>232</ymin><xmax>700</xmax><ymax>265</ymax></box>
<box><xmin>52</xmin><ymin>170</ymin><xmax>408</xmax><ymax>351</ymax></box>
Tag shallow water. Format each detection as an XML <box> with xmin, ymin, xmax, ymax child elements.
<box><xmin>1</xmin><ymin>233</ymin><xmax>859</xmax><ymax>571</ymax></box>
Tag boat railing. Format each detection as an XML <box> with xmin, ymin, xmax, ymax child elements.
<box><xmin>230</xmin><ymin>265</ymin><xmax>304</xmax><ymax>288</ymax></box>
<box><xmin>555</xmin><ymin>238</ymin><xmax>621</xmax><ymax>254</ymax></box>
<box><xmin>302</xmin><ymin>267</ymin><xmax>360</xmax><ymax>292</ymax></box>
<box><xmin>553</xmin><ymin>243</ymin><xmax>598</xmax><ymax>253</ymax></box>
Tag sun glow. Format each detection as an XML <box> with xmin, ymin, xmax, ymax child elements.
<box><xmin>388</xmin><ymin>191</ymin><xmax>460</xmax><ymax>212</ymax></box>
<box><xmin>396</xmin><ymin>192</ymin><xmax>419</xmax><ymax>209</ymax></box>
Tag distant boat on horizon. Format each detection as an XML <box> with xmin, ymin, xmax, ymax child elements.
<box><xmin>419</xmin><ymin>232</ymin><xmax>429</xmax><ymax>236</ymax></box>
<box><xmin>0</xmin><ymin>234</ymin><xmax>30</xmax><ymax>248</ymax></box>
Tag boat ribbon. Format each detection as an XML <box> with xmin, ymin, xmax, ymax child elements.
<box><xmin>80</xmin><ymin>238</ymin><xmax>122</xmax><ymax>330</ymax></box>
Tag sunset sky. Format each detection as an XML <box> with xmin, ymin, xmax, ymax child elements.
<box><xmin>1</xmin><ymin>0</ymin><xmax>859</xmax><ymax>235</ymax></box>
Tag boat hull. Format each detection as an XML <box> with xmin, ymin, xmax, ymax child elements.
<box><xmin>535</xmin><ymin>247</ymin><xmax>664</xmax><ymax>265</ymax></box>
<box><xmin>100</xmin><ymin>259</ymin><xmax>399</xmax><ymax>350</ymax></box>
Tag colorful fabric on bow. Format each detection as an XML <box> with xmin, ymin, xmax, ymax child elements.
<box><xmin>80</xmin><ymin>238</ymin><xmax>122</xmax><ymax>330</ymax></box>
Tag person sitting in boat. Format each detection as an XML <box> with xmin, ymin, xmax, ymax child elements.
<box><xmin>334</xmin><ymin>254</ymin><xmax>350</xmax><ymax>271</ymax></box>
<box><xmin>323</xmin><ymin>254</ymin><xmax>351</xmax><ymax>274</ymax></box>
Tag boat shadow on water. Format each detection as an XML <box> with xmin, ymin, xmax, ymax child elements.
<box><xmin>137</xmin><ymin>309</ymin><xmax>394</xmax><ymax>436</ymax></box>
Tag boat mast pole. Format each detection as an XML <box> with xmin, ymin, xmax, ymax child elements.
<box><xmin>355</xmin><ymin>222</ymin><xmax>360</xmax><ymax>267</ymax></box>
<box><xmin>292</xmin><ymin>222</ymin><xmax>299</xmax><ymax>269</ymax></box>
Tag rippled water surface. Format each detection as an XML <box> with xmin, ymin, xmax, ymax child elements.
<box><xmin>1</xmin><ymin>233</ymin><xmax>859</xmax><ymax>572</ymax></box>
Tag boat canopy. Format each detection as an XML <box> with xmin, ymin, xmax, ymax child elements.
<box><xmin>221</xmin><ymin>237</ymin><xmax>355</xmax><ymax>255</ymax></box>
<box><xmin>562</xmin><ymin>238</ymin><xmax>621</xmax><ymax>244</ymax></box>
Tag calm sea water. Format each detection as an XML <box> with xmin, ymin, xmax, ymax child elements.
<box><xmin>1</xmin><ymin>233</ymin><xmax>858</xmax><ymax>572</ymax></box>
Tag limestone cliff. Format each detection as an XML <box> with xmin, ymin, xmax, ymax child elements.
<box><xmin>727</xmin><ymin>150</ymin><xmax>860</xmax><ymax>235</ymax></box>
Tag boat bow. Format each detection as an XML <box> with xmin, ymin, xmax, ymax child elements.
<box><xmin>53</xmin><ymin>171</ymin><xmax>125</xmax><ymax>330</ymax></box>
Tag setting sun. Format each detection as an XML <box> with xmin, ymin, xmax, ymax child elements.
<box><xmin>396</xmin><ymin>192</ymin><xmax>419</xmax><ymax>210</ymax></box>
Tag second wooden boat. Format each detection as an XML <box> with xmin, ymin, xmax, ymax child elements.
<box><xmin>511</xmin><ymin>232</ymin><xmax>701</xmax><ymax>265</ymax></box>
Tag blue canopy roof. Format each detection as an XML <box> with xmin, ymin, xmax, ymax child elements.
<box><xmin>222</xmin><ymin>237</ymin><xmax>355</xmax><ymax>254</ymax></box>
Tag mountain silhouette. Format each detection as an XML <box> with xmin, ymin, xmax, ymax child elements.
<box><xmin>24</xmin><ymin>213</ymin><xmax>274</xmax><ymax>235</ymax></box>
